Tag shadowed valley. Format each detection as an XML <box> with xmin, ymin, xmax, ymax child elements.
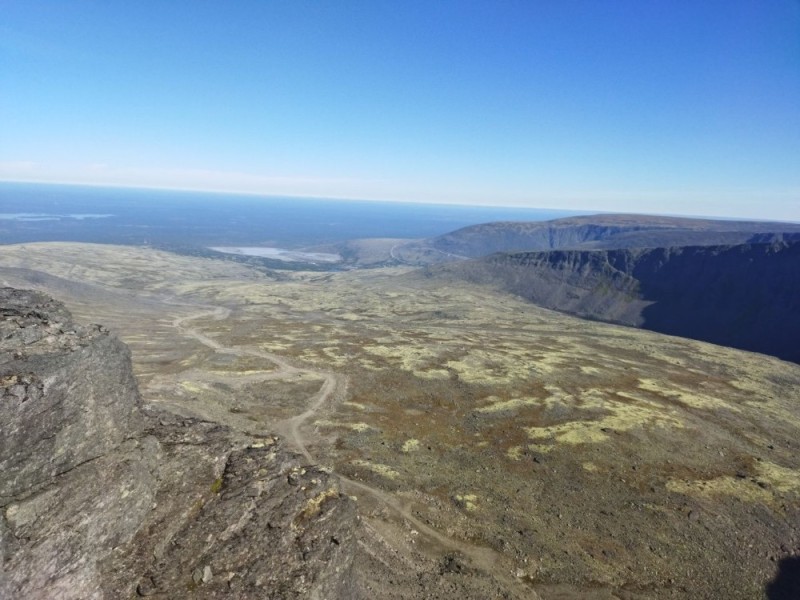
<box><xmin>433</xmin><ymin>239</ymin><xmax>800</xmax><ymax>363</ymax></box>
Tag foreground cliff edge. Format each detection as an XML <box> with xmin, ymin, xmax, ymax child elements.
<box><xmin>0</xmin><ymin>288</ymin><xmax>359</xmax><ymax>599</ymax></box>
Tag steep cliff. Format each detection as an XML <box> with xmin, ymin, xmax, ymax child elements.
<box><xmin>435</xmin><ymin>240</ymin><xmax>800</xmax><ymax>363</ymax></box>
<box><xmin>0</xmin><ymin>288</ymin><xmax>360</xmax><ymax>599</ymax></box>
<box><xmin>0</xmin><ymin>289</ymin><xmax>146</xmax><ymax>501</ymax></box>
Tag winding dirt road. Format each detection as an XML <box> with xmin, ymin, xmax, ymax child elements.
<box><xmin>173</xmin><ymin>303</ymin><xmax>538</xmax><ymax>599</ymax></box>
<box><xmin>173</xmin><ymin>306</ymin><xmax>345</xmax><ymax>463</ymax></box>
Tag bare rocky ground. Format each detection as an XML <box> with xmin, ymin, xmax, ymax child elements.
<box><xmin>0</xmin><ymin>287</ymin><xmax>360</xmax><ymax>600</ymax></box>
<box><xmin>2</xmin><ymin>242</ymin><xmax>800</xmax><ymax>599</ymax></box>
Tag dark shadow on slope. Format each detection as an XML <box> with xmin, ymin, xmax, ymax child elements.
<box><xmin>432</xmin><ymin>239</ymin><xmax>800</xmax><ymax>364</ymax></box>
<box><xmin>766</xmin><ymin>556</ymin><xmax>800</xmax><ymax>600</ymax></box>
<box><xmin>634</xmin><ymin>242</ymin><xmax>800</xmax><ymax>363</ymax></box>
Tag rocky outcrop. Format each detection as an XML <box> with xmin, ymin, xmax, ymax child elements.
<box><xmin>102</xmin><ymin>416</ymin><xmax>360</xmax><ymax>600</ymax></box>
<box><xmin>0</xmin><ymin>288</ymin><xmax>360</xmax><ymax>599</ymax></box>
<box><xmin>0</xmin><ymin>289</ymin><xmax>145</xmax><ymax>500</ymax></box>
<box><xmin>0</xmin><ymin>288</ymin><xmax>158</xmax><ymax>598</ymax></box>
<box><xmin>435</xmin><ymin>240</ymin><xmax>800</xmax><ymax>363</ymax></box>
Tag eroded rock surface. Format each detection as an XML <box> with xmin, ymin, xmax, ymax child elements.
<box><xmin>0</xmin><ymin>288</ymin><xmax>144</xmax><ymax>500</ymax></box>
<box><xmin>102</xmin><ymin>413</ymin><xmax>360</xmax><ymax>600</ymax></box>
<box><xmin>0</xmin><ymin>288</ymin><xmax>360</xmax><ymax>599</ymax></box>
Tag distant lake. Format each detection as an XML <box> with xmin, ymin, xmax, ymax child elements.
<box><xmin>0</xmin><ymin>182</ymin><xmax>587</xmax><ymax>247</ymax></box>
<box><xmin>210</xmin><ymin>246</ymin><xmax>342</xmax><ymax>263</ymax></box>
<box><xmin>0</xmin><ymin>213</ymin><xmax>113</xmax><ymax>221</ymax></box>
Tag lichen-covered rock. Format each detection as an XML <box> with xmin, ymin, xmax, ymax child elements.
<box><xmin>0</xmin><ymin>288</ymin><xmax>157</xmax><ymax>599</ymax></box>
<box><xmin>100</xmin><ymin>412</ymin><xmax>361</xmax><ymax>599</ymax></box>
<box><xmin>0</xmin><ymin>287</ymin><xmax>143</xmax><ymax>500</ymax></box>
<box><xmin>1</xmin><ymin>437</ymin><xmax>160</xmax><ymax>599</ymax></box>
<box><xmin>0</xmin><ymin>288</ymin><xmax>362</xmax><ymax>599</ymax></box>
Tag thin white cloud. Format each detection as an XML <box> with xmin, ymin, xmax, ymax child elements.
<box><xmin>0</xmin><ymin>162</ymin><xmax>386</xmax><ymax>198</ymax></box>
<box><xmin>0</xmin><ymin>161</ymin><xmax>39</xmax><ymax>172</ymax></box>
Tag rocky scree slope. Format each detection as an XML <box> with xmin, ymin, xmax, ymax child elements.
<box><xmin>433</xmin><ymin>240</ymin><xmax>800</xmax><ymax>363</ymax></box>
<box><xmin>0</xmin><ymin>287</ymin><xmax>359</xmax><ymax>599</ymax></box>
<box><xmin>427</xmin><ymin>214</ymin><xmax>800</xmax><ymax>259</ymax></box>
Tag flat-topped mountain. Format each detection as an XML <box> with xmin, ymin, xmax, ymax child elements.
<box><xmin>433</xmin><ymin>214</ymin><xmax>800</xmax><ymax>255</ymax></box>
<box><xmin>434</xmin><ymin>239</ymin><xmax>800</xmax><ymax>363</ymax></box>
<box><xmin>389</xmin><ymin>214</ymin><xmax>800</xmax><ymax>265</ymax></box>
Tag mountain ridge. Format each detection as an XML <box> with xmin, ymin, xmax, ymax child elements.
<box><xmin>432</xmin><ymin>239</ymin><xmax>800</xmax><ymax>363</ymax></box>
<box><xmin>427</xmin><ymin>214</ymin><xmax>800</xmax><ymax>259</ymax></box>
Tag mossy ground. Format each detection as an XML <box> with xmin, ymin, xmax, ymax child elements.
<box><xmin>2</xmin><ymin>242</ymin><xmax>799</xmax><ymax>599</ymax></box>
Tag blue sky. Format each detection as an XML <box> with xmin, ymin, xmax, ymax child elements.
<box><xmin>1</xmin><ymin>1</ymin><xmax>798</xmax><ymax>220</ymax></box>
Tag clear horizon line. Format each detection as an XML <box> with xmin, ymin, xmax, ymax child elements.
<box><xmin>2</xmin><ymin>177</ymin><xmax>798</xmax><ymax>225</ymax></box>
<box><xmin>0</xmin><ymin>176</ymin><xmax>596</xmax><ymax>212</ymax></box>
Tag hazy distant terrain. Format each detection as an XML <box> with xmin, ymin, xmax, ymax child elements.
<box><xmin>390</xmin><ymin>214</ymin><xmax>800</xmax><ymax>264</ymax></box>
<box><xmin>0</xmin><ymin>182</ymin><xmax>580</xmax><ymax>248</ymax></box>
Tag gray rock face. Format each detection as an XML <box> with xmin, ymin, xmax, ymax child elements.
<box><xmin>0</xmin><ymin>288</ymin><xmax>143</xmax><ymax>501</ymax></box>
<box><xmin>102</xmin><ymin>422</ymin><xmax>360</xmax><ymax>599</ymax></box>
<box><xmin>1</xmin><ymin>437</ymin><xmax>160</xmax><ymax>599</ymax></box>
<box><xmin>0</xmin><ymin>288</ymin><xmax>361</xmax><ymax>599</ymax></box>
<box><xmin>0</xmin><ymin>287</ymin><xmax>157</xmax><ymax>599</ymax></box>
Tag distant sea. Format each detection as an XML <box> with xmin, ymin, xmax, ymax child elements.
<box><xmin>0</xmin><ymin>182</ymin><xmax>586</xmax><ymax>248</ymax></box>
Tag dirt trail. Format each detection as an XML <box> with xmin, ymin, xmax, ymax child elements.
<box><xmin>173</xmin><ymin>306</ymin><xmax>343</xmax><ymax>464</ymax></box>
<box><xmin>172</xmin><ymin>304</ymin><xmax>538</xmax><ymax>599</ymax></box>
<box><xmin>338</xmin><ymin>474</ymin><xmax>533</xmax><ymax>595</ymax></box>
